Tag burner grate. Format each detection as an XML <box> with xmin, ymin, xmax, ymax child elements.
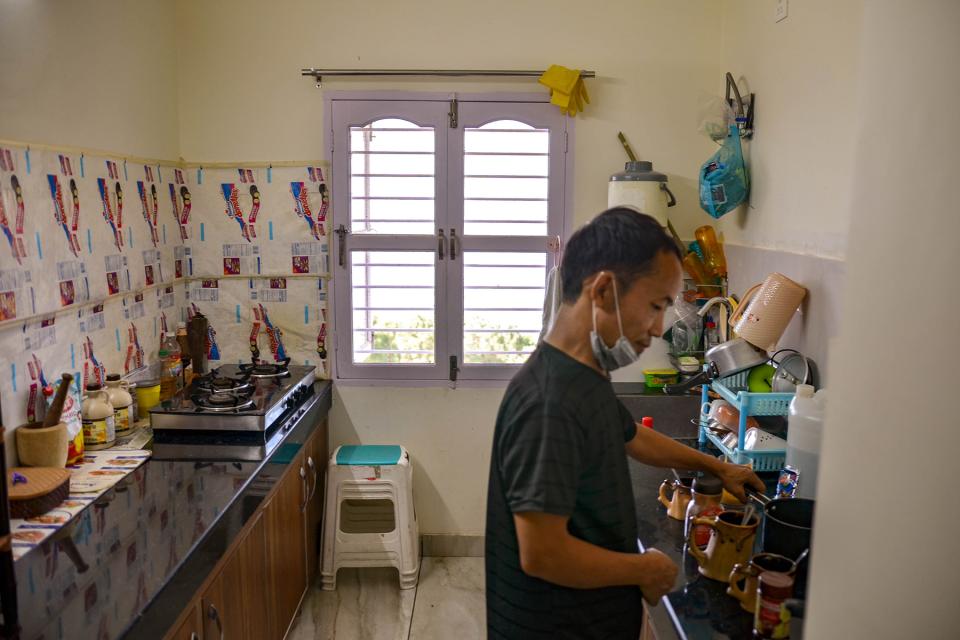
<box><xmin>190</xmin><ymin>391</ymin><xmax>256</xmax><ymax>413</ymax></box>
<box><xmin>193</xmin><ymin>370</ymin><xmax>254</xmax><ymax>395</ymax></box>
<box><xmin>238</xmin><ymin>357</ymin><xmax>292</xmax><ymax>379</ymax></box>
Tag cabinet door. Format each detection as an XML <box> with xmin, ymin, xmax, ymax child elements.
<box><xmin>238</xmin><ymin>511</ymin><xmax>271</xmax><ymax>640</ymax></box>
<box><xmin>167</xmin><ymin>601</ymin><xmax>202</xmax><ymax>640</ymax></box>
<box><xmin>201</xmin><ymin>549</ymin><xmax>244</xmax><ymax>640</ymax></box>
<box><xmin>304</xmin><ymin>419</ymin><xmax>329</xmax><ymax>585</ymax></box>
<box><xmin>265</xmin><ymin>450</ymin><xmax>308</xmax><ymax>639</ymax></box>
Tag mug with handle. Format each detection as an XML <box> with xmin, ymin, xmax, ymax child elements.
<box><xmin>687</xmin><ymin>509</ymin><xmax>760</xmax><ymax>581</ymax></box>
<box><xmin>727</xmin><ymin>552</ymin><xmax>797</xmax><ymax>613</ymax></box>
<box><xmin>658</xmin><ymin>476</ymin><xmax>694</xmax><ymax>521</ymax></box>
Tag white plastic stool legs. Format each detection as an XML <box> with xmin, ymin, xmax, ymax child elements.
<box><xmin>320</xmin><ymin>447</ymin><xmax>419</xmax><ymax>590</ymax></box>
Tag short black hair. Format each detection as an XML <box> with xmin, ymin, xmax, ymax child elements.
<box><xmin>560</xmin><ymin>207</ymin><xmax>682</xmax><ymax>303</ymax></box>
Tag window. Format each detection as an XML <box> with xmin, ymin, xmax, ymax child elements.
<box><xmin>331</xmin><ymin>96</ymin><xmax>569</xmax><ymax>382</ymax></box>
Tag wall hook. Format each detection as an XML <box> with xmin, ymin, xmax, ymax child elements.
<box><xmin>725</xmin><ymin>72</ymin><xmax>755</xmax><ymax>139</ymax></box>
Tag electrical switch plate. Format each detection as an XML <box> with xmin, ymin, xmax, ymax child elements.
<box><xmin>775</xmin><ymin>0</ymin><xmax>789</xmax><ymax>22</ymax></box>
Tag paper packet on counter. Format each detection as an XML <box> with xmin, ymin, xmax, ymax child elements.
<box><xmin>43</xmin><ymin>373</ymin><xmax>84</xmax><ymax>464</ymax></box>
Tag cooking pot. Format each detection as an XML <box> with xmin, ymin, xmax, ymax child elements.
<box><xmin>747</xmin><ymin>489</ymin><xmax>815</xmax><ymax>595</ymax></box>
<box><xmin>664</xmin><ymin>338</ymin><xmax>767</xmax><ymax>395</ymax></box>
<box><xmin>770</xmin><ymin>349</ymin><xmax>817</xmax><ymax>392</ymax></box>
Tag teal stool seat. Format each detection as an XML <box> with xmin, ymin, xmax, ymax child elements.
<box><xmin>336</xmin><ymin>445</ymin><xmax>402</xmax><ymax>466</ymax></box>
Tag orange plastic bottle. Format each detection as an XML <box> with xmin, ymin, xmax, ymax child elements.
<box><xmin>695</xmin><ymin>225</ymin><xmax>728</xmax><ymax>279</ymax></box>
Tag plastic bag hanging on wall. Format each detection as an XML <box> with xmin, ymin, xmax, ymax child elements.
<box><xmin>698</xmin><ymin>125</ymin><xmax>750</xmax><ymax>218</ymax></box>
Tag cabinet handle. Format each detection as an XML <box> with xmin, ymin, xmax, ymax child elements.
<box><xmin>208</xmin><ymin>603</ymin><xmax>224</xmax><ymax>640</ymax></box>
<box><xmin>307</xmin><ymin>456</ymin><xmax>319</xmax><ymax>502</ymax></box>
<box><xmin>300</xmin><ymin>465</ymin><xmax>308</xmax><ymax>511</ymax></box>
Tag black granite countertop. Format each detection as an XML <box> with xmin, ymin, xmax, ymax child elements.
<box><xmin>12</xmin><ymin>380</ymin><xmax>332</xmax><ymax>640</ymax></box>
<box><xmin>628</xmin><ymin>441</ymin><xmax>778</xmax><ymax>640</ymax></box>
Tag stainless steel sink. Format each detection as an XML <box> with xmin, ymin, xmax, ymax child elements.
<box><xmin>616</xmin><ymin>389</ymin><xmax>702</xmax><ymax>439</ymax></box>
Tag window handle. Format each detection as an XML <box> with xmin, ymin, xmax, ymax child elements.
<box><xmin>449</xmin><ymin>228</ymin><xmax>459</xmax><ymax>261</ymax></box>
<box><xmin>449</xmin><ymin>355</ymin><xmax>460</xmax><ymax>382</ymax></box>
<box><xmin>437</xmin><ymin>229</ymin><xmax>446</xmax><ymax>260</ymax></box>
<box><xmin>336</xmin><ymin>224</ymin><xmax>349</xmax><ymax>267</ymax></box>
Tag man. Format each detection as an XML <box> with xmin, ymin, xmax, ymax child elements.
<box><xmin>485</xmin><ymin>208</ymin><xmax>764</xmax><ymax>639</ymax></box>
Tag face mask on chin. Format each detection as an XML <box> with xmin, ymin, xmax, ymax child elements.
<box><xmin>589</xmin><ymin>277</ymin><xmax>640</xmax><ymax>372</ymax></box>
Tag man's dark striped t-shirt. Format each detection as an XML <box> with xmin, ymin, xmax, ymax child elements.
<box><xmin>485</xmin><ymin>342</ymin><xmax>642</xmax><ymax>639</ymax></box>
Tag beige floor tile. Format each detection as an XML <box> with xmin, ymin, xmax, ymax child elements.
<box><xmin>288</xmin><ymin>568</ymin><xmax>416</xmax><ymax>640</ymax></box>
<box><xmin>409</xmin><ymin>557</ymin><xmax>485</xmax><ymax>639</ymax></box>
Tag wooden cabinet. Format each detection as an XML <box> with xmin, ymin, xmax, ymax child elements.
<box><xmin>303</xmin><ymin>419</ymin><xmax>329</xmax><ymax>585</ymax></box>
<box><xmin>265</xmin><ymin>448</ymin><xmax>308</xmax><ymax>639</ymax></box>
<box><xmin>168</xmin><ymin>602</ymin><xmax>202</xmax><ymax>640</ymax></box>
<box><xmin>237</xmin><ymin>512</ymin><xmax>271</xmax><ymax>640</ymax></box>
<box><xmin>201</xmin><ymin>550</ymin><xmax>244</xmax><ymax>640</ymax></box>
<box><xmin>164</xmin><ymin>418</ymin><xmax>328</xmax><ymax>640</ymax></box>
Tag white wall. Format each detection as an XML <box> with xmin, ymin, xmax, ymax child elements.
<box><xmin>805</xmin><ymin>2</ymin><xmax>959</xmax><ymax>637</ymax></box>
<box><xmin>620</xmin><ymin>0</ymin><xmax>865</xmax><ymax>381</ymax></box>
<box><xmin>0</xmin><ymin>0</ymin><xmax>180</xmax><ymax>159</ymax></box>
<box><xmin>175</xmin><ymin>0</ymin><xmax>727</xmax><ymax>534</ymax></box>
<box><xmin>716</xmin><ymin>0</ymin><xmax>863</xmax><ymax>259</ymax></box>
<box><xmin>174</xmin><ymin>0</ymin><xmax>723</xmax><ymax>232</ymax></box>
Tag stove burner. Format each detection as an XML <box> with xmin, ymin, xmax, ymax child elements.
<box><xmin>238</xmin><ymin>357</ymin><xmax>292</xmax><ymax>379</ymax></box>
<box><xmin>193</xmin><ymin>371</ymin><xmax>254</xmax><ymax>395</ymax></box>
<box><xmin>191</xmin><ymin>391</ymin><xmax>256</xmax><ymax>413</ymax></box>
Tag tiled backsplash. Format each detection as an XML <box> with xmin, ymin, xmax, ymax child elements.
<box><xmin>0</xmin><ymin>142</ymin><xmax>331</xmax><ymax>456</ymax></box>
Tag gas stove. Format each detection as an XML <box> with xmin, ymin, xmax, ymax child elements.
<box><xmin>151</xmin><ymin>360</ymin><xmax>318</xmax><ymax>460</ymax></box>
<box><xmin>150</xmin><ymin>359</ymin><xmax>316</xmax><ymax>433</ymax></box>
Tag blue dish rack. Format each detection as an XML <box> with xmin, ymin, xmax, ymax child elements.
<box><xmin>698</xmin><ymin>365</ymin><xmax>795</xmax><ymax>471</ymax></box>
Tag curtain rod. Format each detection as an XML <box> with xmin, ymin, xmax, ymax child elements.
<box><xmin>301</xmin><ymin>68</ymin><xmax>596</xmax><ymax>82</ymax></box>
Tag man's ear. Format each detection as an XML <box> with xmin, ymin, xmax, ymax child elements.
<box><xmin>586</xmin><ymin>271</ymin><xmax>617</xmax><ymax>313</ymax></box>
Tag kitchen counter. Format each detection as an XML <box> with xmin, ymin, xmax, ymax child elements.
<box><xmin>12</xmin><ymin>380</ymin><xmax>332</xmax><ymax>640</ymax></box>
<box><xmin>615</xmin><ymin>387</ymin><xmax>790</xmax><ymax>639</ymax></box>
<box><xmin>628</xmin><ymin>445</ymin><xmax>778</xmax><ymax>640</ymax></box>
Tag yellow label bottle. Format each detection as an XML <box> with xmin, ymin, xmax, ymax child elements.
<box><xmin>82</xmin><ymin>383</ymin><xmax>116</xmax><ymax>450</ymax></box>
<box><xmin>105</xmin><ymin>374</ymin><xmax>135</xmax><ymax>435</ymax></box>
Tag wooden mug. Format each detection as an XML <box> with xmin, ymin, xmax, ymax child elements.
<box><xmin>727</xmin><ymin>552</ymin><xmax>797</xmax><ymax>613</ymax></box>
<box><xmin>658</xmin><ymin>476</ymin><xmax>694</xmax><ymax>521</ymax></box>
<box><xmin>687</xmin><ymin>509</ymin><xmax>760</xmax><ymax>581</ymax></box>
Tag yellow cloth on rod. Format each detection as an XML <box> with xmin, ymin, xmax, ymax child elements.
<box><xmin>539</xmin><ymin>65</ymin><xmax>591</xmax><ymax>117</ymax></box>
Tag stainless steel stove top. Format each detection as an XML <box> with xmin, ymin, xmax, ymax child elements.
<box><xmin>150</xmin><ymin>361</ymin><xmax>316</xmax><ymax>433</ymax></box>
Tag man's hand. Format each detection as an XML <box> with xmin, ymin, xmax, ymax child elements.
<box><xmin>637</xmin><ymin>548</ymin><xmax>679</xmax><ymax>604</ymax></box>
<box><xmin>513</xmin><ymin>512</ymin><xmax>681</xmax><ymax>593</ymax></box>
<box><xmin>715</xmin><ymin>462</ymin><xmax>765</xmax><ymax>502</ymax></box>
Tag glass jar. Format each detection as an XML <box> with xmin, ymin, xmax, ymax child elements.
<box><xmin>754</xmin><ymin>571</ymin><xmax>794</xmax><ymax>638</ymax></box>
<box><xmin>685</xmin><ymin>473</ymin><xmax>724</xmax><ymax>548</ymax></box>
